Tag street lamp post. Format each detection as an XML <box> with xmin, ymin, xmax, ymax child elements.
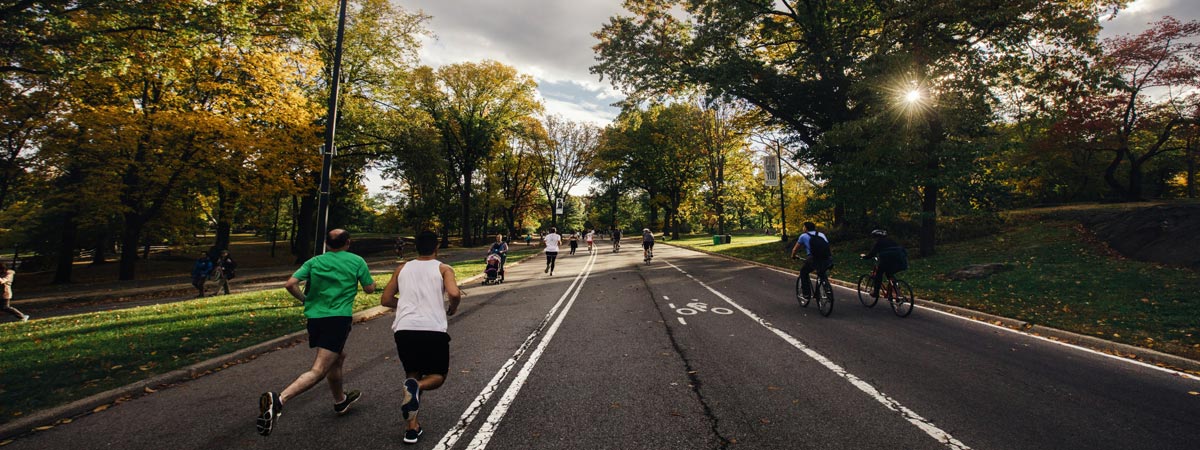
<box><xmin>777</xmin><ymin>143</ymin><xmax>787</xmax><ymax>243</ymax></box>
<box><xmin>314</xmin><ymin>0</ymin><xmax>350</xmax><ymax>257</ymax></box>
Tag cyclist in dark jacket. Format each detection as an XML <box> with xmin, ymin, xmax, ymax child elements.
<box><xmin>861</xmin><ymin>229</ymin><xmax>907</xmax><ymax>298</ymax></box>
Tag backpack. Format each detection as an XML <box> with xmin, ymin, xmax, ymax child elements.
<box><xmin>806</xmin><ymin>232</ymin><xmax>832</xmax><ymax>260</ymax></box>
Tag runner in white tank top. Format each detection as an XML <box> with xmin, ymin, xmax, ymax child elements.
<box><xmin>381</xmin><ymin>231</ymin><xmax>462</xmax><ymax>444</ymax></box>
<box><xmin>390</xmin><ymin>259</ymin><xmax>451</xmax><ymax>332</ymax></box>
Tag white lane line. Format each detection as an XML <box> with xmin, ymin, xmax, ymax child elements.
<box><xmin>663</xmin><ymin>259</ymin><xmax>971</xmax><ymax>450</ymax></box>
<box><xmin>677</xmin><ymin>249</ymin><xmax>1200</xmax><ymax>382</ymax></box>
<box><xmin>663</xmin><ymin>295</ymin><xmax>670</xmax><ymax>300</ymax></box>
<box><xmin>465</xmin><ymin>250</ymin><xmax>598</xmax><ymax>450</ymax></box>
<box><xmin>678</xmin><ymin>317</ymin><xmax>687</xmax><ymax>325</ymax></box>
<box><xmin>668</xmin><ymin>303</ymin><xmax>676</xmax><ymax>309</ymax></box>
<box><xmin>432</xmin><ymin>252</ymin><xmax>595</xmax><ymax>450</ymax></box>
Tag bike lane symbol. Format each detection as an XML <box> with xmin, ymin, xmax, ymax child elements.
<box><xmin>675</xmin><ymin>300</ymin><xmax>733</xmax><ymax>322</ymax></box>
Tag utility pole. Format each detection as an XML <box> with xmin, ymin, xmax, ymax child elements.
<box><xmin>777</xmin><ymin>143</ymin><xmax>787</xmax><ymax>243</ymax></box>
<box><xmin>314</xmin><ymin>0</ymin><xmax>349</xmax><ymax>257</ymax></box>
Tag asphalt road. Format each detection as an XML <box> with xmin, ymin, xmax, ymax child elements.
<box><xmin>9</xmin><ymin>242</ymin><xmax>1200</xmax><ymax>449</ymax></box>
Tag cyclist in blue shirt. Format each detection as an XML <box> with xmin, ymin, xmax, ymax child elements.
<box><xmin>789</xmin><ymin>222</ymin><xmax>832</xmax><ymax>300</ymax></box>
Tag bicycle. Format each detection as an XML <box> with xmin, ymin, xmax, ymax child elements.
<box><xmin>643</xmin><ymin>244</ymin><xmax>653</xmax><ymax>264</ymax></box>
<box><xmin>613</xmin><ymin>237</ymin><xmax>621</xmax><ymax>253</ymax></box>
<box><xmin>856</xmin><ymin>256</ymin><xmax>914</xmax><ymax>317</ymax></box>
<box><xmin>793</xmin><ymin>257</ymin><xmax>834</xmax><ymax>317</ymax></box>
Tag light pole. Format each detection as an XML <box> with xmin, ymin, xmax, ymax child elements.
<box><xmin>777</xmin><ymin>143</ymin><xmax>787</xmax><ymax>243</ymax></box>
<box><xmin>314</xmin><ymin>0</ymin><xmax>350</xmax><ymax>257</ymax></box>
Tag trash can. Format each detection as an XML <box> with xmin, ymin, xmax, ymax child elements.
<box><xmin>724</xmin><ymin>235</ymin><xmax>732</xmax><ymax>244</ymax></box>
<box><xmin>712</xmin><ymin>235</ymin><xmax>722</xmax><ymax>245</ymax></box>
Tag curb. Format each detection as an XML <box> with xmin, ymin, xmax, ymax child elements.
<box><xmin>0</xmin><ymin>251</ymin><xmax>542</xmax><ymax>442</ymax></box>
<box><xmin>661</xmin><ymin>241</ymin><xmax>1200</xmax><ymax>376</ymax></box>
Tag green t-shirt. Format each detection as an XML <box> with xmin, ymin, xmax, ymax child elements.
<box><xmin>292</xmin><ymin>251</ymin><xmax>374</xmax><ymax>318</ymax></box>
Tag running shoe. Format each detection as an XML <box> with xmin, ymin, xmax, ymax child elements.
<box><xmin>403</xmin><ymin>427</ymin><xmax>424</xmax><ymax>444</ymax></box>
<box><xmin>256</xmin><ymin>392</ymin><xmax>283</xmax><ymax>436</ymax></box>
<box><xmin>334</xmin><ymin>389</ymin><xmax>361</xmax><ymax>415</ymax></box>
<box><xmin>401</xmin><ymin>378</ymin><xmax>420</xmax><ymax>420</ymax></box>
<box><xmin>20</xmin><ymin>314</ymin><xmax>30</xmax><ymax>322</ymax></box>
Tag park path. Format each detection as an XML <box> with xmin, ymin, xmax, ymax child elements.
<box><xmin>5</xmin><ymin>241</ymin><xmax>1197</xmax><ymax>449</ymax></box>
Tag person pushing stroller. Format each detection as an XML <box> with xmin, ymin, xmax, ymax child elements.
<box><xmin>484</xmin><ymin>234</ymin><xmax>508</xmax><ymax>284</ymax></box>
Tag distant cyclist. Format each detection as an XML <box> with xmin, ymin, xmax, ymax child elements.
<box><xmin>860</xmin><ymin>229</ymin><xmax>907</xmax><ymax>298</ymax></box>
<box><xmin>789</xmin><ymin>222</ymin><xmax>833</xmax><ymax>301</ymax></box>
<box><xmin>642</xmin><ymin>228</ymin><xmax>655</xmax><ymax>260</ymax></box>
<box><xmin>611</xmin><ymin>228</ymin><xmax>622</xmax><ymax>252</ymax></box>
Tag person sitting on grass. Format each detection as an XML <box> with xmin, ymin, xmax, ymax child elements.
<box><xmin>380</xmin><ymin>230</ymin><xmax>463</xmax><ymax>445</ymax></box>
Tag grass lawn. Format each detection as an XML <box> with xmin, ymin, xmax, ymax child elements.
<box><xmin>0</xmin><ymin>249</ymin><xmax>537</xmax><ymax>426</ymax></box>
<box><xmin>669</xmin><ymin>226</ymin><xmax>1200</xmax><ymax>362</ymax></box>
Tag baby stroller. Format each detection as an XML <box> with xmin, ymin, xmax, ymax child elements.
<box><xmin>483</xmin><ymin>252</ymin><xmax>505</xmax><ymax>285</ymax></box>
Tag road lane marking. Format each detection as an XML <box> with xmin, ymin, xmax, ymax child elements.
<box><xmin>678</xmin><ymin>317</ymin><xmax>687</xmax><ymax>325</ymax></box>
<box><xmin>433</xmin><ymin>251</ymin><xmax>597</xmax><ymax>450</ymax></box>
<box><xmin>464</xmin><ymin>250</ymin><xmax>599</xmax><ymax>450</ymax></box>
<box><xmin>664</xmin><ymin>259</ymin><xmax>972</xmax><ymax>450</ymax></box>
<box><xmin>669</xmin><ymin>247</ymin><xmax>1200</xmax><ymax>382</ymax></box>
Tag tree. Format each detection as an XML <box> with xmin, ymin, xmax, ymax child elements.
<box><xmin>534</xmin><ymin>115</ymin><xmax>600</xmax><ymax>228</ymax></box>
<box><xmin>695</xmin><ymin>99</ymin><xmax>756</xmax><ymax>235</ymax></box>
<box><xmin>412</xmin><ymin>60</ymin><xmax>541</xmax><ymax>247</ymax></box>
<box><xmin>1054</xmin><ymin>17</ymin><xmax>1200</xmax><ymax>201</ymax></box>
<box><xmin>594</xmin><ymin>0</ymin><xmax>1119</xmax><ymax>255</ymax></box>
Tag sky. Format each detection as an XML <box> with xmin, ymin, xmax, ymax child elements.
<box><xmin>365</xmin><ymin>0</ymin><xmax>1200</xmax><ymax>195</ymax></box>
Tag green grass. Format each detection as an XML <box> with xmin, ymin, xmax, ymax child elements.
<box><xmin>0</xmin><ymin>251</ymin><xmax>536</xmax><ymax>426</ymax></box>
<box><xmin>670</xmin><ymin>227</ymin><xmax>1200</xmax><ymax>361</ymax></box>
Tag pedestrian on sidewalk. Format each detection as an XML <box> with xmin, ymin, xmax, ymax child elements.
<box><xmin>256</xmin><ymin>229</ymin><xmax>377</xmax><ymax>437</ymax></box>
<box><xmin>586</xmin><ymin>229</ymin><xmax>595</xmax><ymax>253</ymax></box>
<box><xmin>191</xmin><ymin>252</ymin><xmax>213</xmax><ymax>298</ymax></box>
<box><xmin>1</xmin><ymin>262</ymin><xmax>29</xmax><ymax>322</ymax></box>
<box><xmin>380</xmin><ymin>230</ymin><xmax>463</xmax><ymax>444</ymax></box>
<box><xmin>525</xmin><ymin>233</ymin><xmax>531</xmax><ymax>246</ymax></box>
<box><xmin>543</xmin><ymin>227</ymin><xmax>562</xmax><ymax>276</ymax></box>
<box><xmin>214</xmin><ymin>250</ymin><xmax>237</xmax><ymax>295</ymax></box>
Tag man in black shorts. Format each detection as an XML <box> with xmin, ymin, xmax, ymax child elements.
<box><xmin>256</xmin><ymin>229</ymin><xmax>376</xmax><ymax>437</ymax></box>
<box><xmin>381</xmin><ymin>231</ymin><xmax>463</xmax><ymax>444</ymax></box>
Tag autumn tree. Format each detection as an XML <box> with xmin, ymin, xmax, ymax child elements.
<box><xmin>1054</xmin><ymin>17</ymin><xmax>1200</xmax><ymax>201</ymax></box>
<box><xmin>412</xmin><ymin>60</ymin><xmax>541</xmax><ymax>246</ymax></box>
<box><xmin>533</xmin><ymin>115</ymin><xmax>601</xmax><ymax>228</ymax></box>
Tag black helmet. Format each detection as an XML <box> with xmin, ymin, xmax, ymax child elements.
<box><xmin>870</xmin><ymin>229</ymin><xmax>888</xmax><ymax>238</ymax></box>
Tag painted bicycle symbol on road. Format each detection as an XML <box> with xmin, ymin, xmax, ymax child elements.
<box><xmin>674</xmin><ymin>300</ymin><xmax>733</xmax><ymax>316</ymax></box>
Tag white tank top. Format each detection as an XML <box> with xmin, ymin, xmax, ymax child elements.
<box><xmin>390</xmin><ymin>260</ymin><xmax>449</xmax><ymax>333</ymax></box>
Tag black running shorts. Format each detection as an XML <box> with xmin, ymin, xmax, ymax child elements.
<box><xmin>307</xmin><ymin>316</ymin><xmax>353</xmax><ymax>353</ymax></box>
<box><xmin>643</xmin><ymin>241</ymin><xmax>654</xmax><ymax>250</ymax></box>
<box><xmin>394</xmin><ymin>330</ymin><xmax>451</xmax><ymax>376</ymax></box>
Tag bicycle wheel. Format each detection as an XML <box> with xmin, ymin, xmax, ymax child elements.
<box><xmin>857</xmin><ymin>274</ymin><xmax>878</xmax><ymax>308</ymax></box>
<box><xmin>817</xmin><ymin>277</ymin><xmax>834</xmax><ymax>317</ymax></box>
<box><xmin>795</xmin><ymin>275</ymin><xmax>810</xmax><ymax>307</ymax></box>
<box><xmin>889</xmin><ymin>279</ymin><xmax>915</xmax><ymax>317</ymax></box>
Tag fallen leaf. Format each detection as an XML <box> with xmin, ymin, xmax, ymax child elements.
<box><xmin>33</xmin><ymin>425</ymin><xmax>53</xmax><ymax>431</ymax></box>
<box><xmin>110</xmin><ymin>365</ymin><xmax>123</xmax><ymax>370</ymax></box>
<box><xmin>670</xmin><ymin>411</ymin><xmax>683</xmax><ymax>417</ymax></box>
<box><xmin>767</xmin><ymin>386</ymin><xmax>782</xmax><ymax>391</ymax></box>
<box><xmin>58</xmin><ymin>419</ymin><xmax>72</xmax><ymax>424</ymax></box>
<box><xmin>760</xmin><ymin>418</ymin><xmax>770</xmax><ymax>424</ymax></box>
<box><xmin>1</xmin><ymin>439</ymin><xmax>14</xmax><ymax>446</ymax></box>
<box><xmin>1188</xmin><ymin>391</ymin><xmax>1198</xmax><ymax>396</ymax></box>
<box><xmin>93</xmin><ymin>405</ymin><xmax>110</xmax><ymax>413</ymax></box>
<box><xmin>144</xmin><ymin>387</ymin><xmax>157</xmax><ymax>394</ymax></box>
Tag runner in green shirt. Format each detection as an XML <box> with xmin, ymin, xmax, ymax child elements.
<box><xmin>256</xmin><ymin>229</ymin><xmax>376</xmax><ymax>437</ymax></box>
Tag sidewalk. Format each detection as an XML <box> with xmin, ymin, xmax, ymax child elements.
<box><xmin>6</xmin><ymin>248</ymin><xmax>490</xmax><ymax>320</ymax></box>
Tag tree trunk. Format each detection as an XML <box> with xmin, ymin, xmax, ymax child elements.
<box><xmin>1187</xmin><ymin>152</ymin><xmax>1196</xmax><ymax>199</ymax></box>
<box><xmin>1127</xmin><ymin>157</ymin><xmax>1145</xmax><ymax>201</ymax></box>
<box><xmin>271</xmin><ymin>195</ymin><xmax>282</xmax><ymax>258</ymax></box>
<box><xmin>1103</xmin><ymin>149</ymin><xmax>1128</xmax><ymax>199</ymax></box>
<box><xmin>214</xmin><ymin>183</ymin><xmax>233</xmax><ymax>251</ymax></box>
<box><xmin>118</xmin><ymin>214</ymin><xmax>145</xmax><ymax>280</ymax></box>
<box><xmin>919</xmin><ymin>182</ymin><xmax>937</xmax><ymax>257</ymax></box>
<box><xmin>92</xmin><ymin>232</ymin><xmax>108</xmax><ymax>265</ymax></box>
<box><xmin>53</xmin><ymin>216</ymin><xmax>78</xmax><ymax>284</ymax></box>
<box><xmin>439</xmin><ymin>223</ymin><xmax>450</xmax><ymax>249</ymax></box>
<box><xmin>459</xmin><ymin>177</ymin><xmax>473</xmax><ymax>247</ymax></box>
<box><xmin>293</xmin><ymin>193</ymin><xmax>316</xmax><ymax>264</ymax></box>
